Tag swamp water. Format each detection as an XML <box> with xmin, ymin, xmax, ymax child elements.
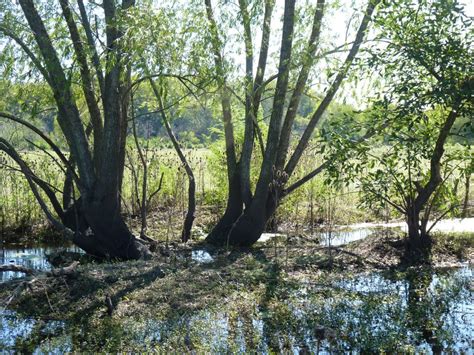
<box><xmin>1</xmin><ymin>223</ymin><xmax>473</xmax><ymax>352</ymax></box>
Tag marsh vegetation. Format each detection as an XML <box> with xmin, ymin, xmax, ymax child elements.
<box><xmin>0</xmin><ymin>0</ymin><xmax>473</xmax><ymax>352</ymax></box>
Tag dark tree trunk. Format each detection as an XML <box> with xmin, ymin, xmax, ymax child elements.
<box><xmin>222</xmin><ymin>208</ymin><xmax>267</xmax><ymax>247</ymax></box>
<box><xmin>60</xmin><ymin>197</ymin><xmax>145</xmax><ymax>260</ymax></box>
<box><xmin>404</xmin><ymin>204</ymin><xmax>431</xmax><ymax>262</ymax></box>
<box><xmin>206</xmin><ymin>169</ymin><xmax>244</xmax><ymax>244</ymax></box>
<box><xmin>182</xmin><ymin>177</ymin><xmax>196</xmax><ymax>243</ymax></box>
<box><xmin>204</xmin><ymin>0</ymin><xmax>380</xmax><ymax>247</ymax></box>
<box><xmin>226</xmin><ymin>195</ymin><xmax>279</xmax><ymax>246</ymax></box>
<box><xmin>80</xmin><ymin>195</ymin><xmax>143</xmax><ymax>259</ymax></box>
<box><xmin>403</xmin><ymin>104</ymin><xmax>460</xmax><ymax>262</ymax></box>
<box><xmin>207</xmin><ymin>185</ymin><xmax>280</xmax><ymax>247</ymax></box>
<box><xmin>63</xmin><ymin>165</ymin><xmax>75</xmax><ymax>210</ymax></box>
<box><xmin>11</xmin><ymin>0</ymin><xmax>148</xmax><ymax>260</ymax></box>
<box><xmin>204</xmin><ymin>0</ymin><xmax>243</xmax><ymax>245</ymax></box>
<box><xmin>407</xmin><ymin>208</ymin><xmax>421</xmax><ymax>246</ymax></box>
<box><xmin>462</xmin><ymin>171</ymin><xmax>471</xmax><ymax>218</ymax></box>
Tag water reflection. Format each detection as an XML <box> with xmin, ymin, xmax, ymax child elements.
<box><xmin>0</xmin><ymin>244</ymin><xmax>82</xmax><ymax>282</ymax></box>
<box><xmin>0</xmin><ymin>310</ymin><xmax>70</xmax><ymax>353</ymax></box>
<box><xmin>261</xmin><ymin>227</ymin><xmax>387</xmax><ymax>247</ymax></box>
<box><xmin>191</xmin><ymin>249</ymin><xmax>214</xmax><ymax>263</ymax></box>
<box><xmin>261</xmin><ymin>217</ymin><xmax>474</xmax><ymax>247</ymax></box>
<box><xmin>126</xmin><ymin>266</ymin><xmax>471</xmax><ymax>353</ymax></box>
<box><xmin>319</xmin><ymin>228</ymin><xmax>376</xmax><ymax>247</ymax></box>
<box><xmin>1</xmin><ymin>246</ymin><xmax>472</xmax><ymax>352</ymax></box>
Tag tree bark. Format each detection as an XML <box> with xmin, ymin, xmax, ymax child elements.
<box><xmin>275</xmin><ymin>0</ymin><xmax>325</xmax><ymax>171</ymax></box>
<box><xmin>19</xmin><ymin>0</ymin><xmax>95</xmax><ymax>191</ymax></box>
<box><xmin>406</xmin><ymin>204</ymin><xmax>421</xmax><ymax>243</ymax></box>
<box><xmin>131</xmin><ymin>94</ymin><xmax>148</xmax><ymax>238</ymax></box>
<box><xmin>403</xmin><ymin>105</ymin><xmax>461</xmax><ymax>259</ymax></box>
<box><xmin>59</xmin><ymin>0</ymin><xmax>103</xmax><ymax>165</ymax></box>
<box><xmin>205</xmin><ymin>166</ymin><xmax>244</xmax><ymax>244</ymax></box>
<box><xmin>77</xmin><ymin>0</ymin><xmax>105</xmax><ymax>97</ymax></box>
<box><xmin>252</xmin><ymin>0</ymin><xmax>296</xmax><ymax>207</ymax></box>
<box><xmin>206</xmin><ymin>0</ymin><xmax>297</xmax><ymax>246</ymax></box>
<box><xmin>462</xmin><ymin>170</ymin><xmax>471</xmax><ymax>218</ymax></box>
<box><xmin>205</xmin><ymin>0</ymin><xmax>380</xmax><ymax>247</ymax></box>
<box><xmin>12</xmin><ymin>0</ymin><xmax>147</xmax><ymax>260</ymax></box>
<box><xmin>238</xmin><ymin>0</ymin><xmax>255</xmax><ymax>206</ymax></box>
<box><xmin>204</xmin><ymin>0</ymin><xmax>244</xmax><ymax>243</ymax></box>
<box><xmin>284</xmin><ymin>0</ymin><xmax>380</xmax><ymax>178</ymax></box>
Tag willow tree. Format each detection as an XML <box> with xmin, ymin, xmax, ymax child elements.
<box><xmin>322</xmin><ymin>0</ymin><xmax>473</xmax><ymax>255</ymax></box>
<box><xmin>0</xmin><ymin>0</ymin><xmax>148</xmax><ymax>259</ymax></box>
<box><xmin>203</xmin><ymin>0</ymin><xmax>381</xmax><ymax>246</ymax></box>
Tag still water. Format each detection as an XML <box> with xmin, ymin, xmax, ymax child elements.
<box><xmin>0</xmin><ymin>244</ymin><xmax>82</xmax><ymax>282</ymax></box>
<box><xmin>261</xmin><ymin>217</ymin><xmax>474</xmax><ymax>247</ymax></box>
<box><xmin>1</xmin><ymin>226</ymin><xmax>473</xmax><ymax>352</ymax></box>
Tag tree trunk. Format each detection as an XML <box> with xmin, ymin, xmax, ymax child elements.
<box><xmin>407</xmin><ymin>208</ymin><xmax>421</xmax><ymax>245</ymax></box>
<box><xmin>206</xmin><ymin>169</ymin><xmax>244</xmax><ymax>244</ymax></box>
<box><xmin>207</xmin><ymin>185</ymin><xmax>279</xmax><ymax>247</ymax></box>
<box><xmin>462</xmin><ymin>172</ymin><xmax>471</xmax><ymax>218</ymax></box>
<box><xmin>405</xmin><ymin>204</ymin><xmax>431</xmax><ymax>261</ymax></box>
<box><xmin>79</xmin><ymin>195</ymin><xmax>144</xmax><ymax>259</ymax></box>
<box><xmin>204</xmin><ymin>0</ymin><xmax>379</xmax><ymax>247</ymax></box>
<box><xmin>223</xmin><ymin>207</ymin><xmax>267</xmax><ymax>247</ymax></box>
<box><xmin>60</xmin><ymin>196</ymin><xmax>146</xmax><ymax>260</ymax></box>
<box><xmin>12</xmin><ymin>0</ymin><xmax>148</xmax><ymax>260</ymax></box>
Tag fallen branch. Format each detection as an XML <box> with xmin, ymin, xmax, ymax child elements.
<box><xmin>327</xmin><ymin>246</ymin><xmax>389</xmax><ymax>268</ymax></box>
<box><xmin>0</xmin><ymin>261</ymin><xmax>80</xmax><ymax>278</ymax></box>
<box><xmin>0</xmin><ymin>264</ymin><xmax>37</xmax><ymax>275</ymax></box>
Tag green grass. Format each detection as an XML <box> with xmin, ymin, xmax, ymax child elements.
<box><xmin>0</xmin><ymin>144</ymin><xmax>472</xmax><ymax>242</ymax></box>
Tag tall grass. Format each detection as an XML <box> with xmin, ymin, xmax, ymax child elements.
<box><xmin>0</xmin><ymin>150</ymin><xmax>63</xmax><ymax>236</ymax></box>
<box><xmin>0</xmin><ymin>144</ymin><xmax>472</xmax><ymax>242</ymax></box>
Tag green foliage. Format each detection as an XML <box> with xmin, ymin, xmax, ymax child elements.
<box><xmin>370</xmin><ymin>0</ymin><xmax>473</xmax><ymax>116</ymax></box>
<box><xmin>321</xmin><ymin>0</ymin><xmax>473</xmax><ymax>224</ymax></box>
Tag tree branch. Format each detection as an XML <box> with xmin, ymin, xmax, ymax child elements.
<box><xmin>204</xmin><ymin>0</ymin><xmax>238</xmax><ymax>184</ymax></box>
<box><xmin>0</xmin><ymin>25</ymin><xmax>52</xmax><ymax>85</ymax></box>
<box><xmin>253</xmin><ymin>0</ymin><xmax>296</xmax><ymax>205</ymax></box>
<box><xmin>276</xmin><ymin>0</ymin><xmax>325</xmax><ymax>171</ymax></box>
<box><xmin>0</xmin><ymin>111</ymin><xmax>79</xmax><ymax>183</ymax></box>
<box><xmin>60</xmin><ymin>0</ymin><xmax>103</xmax><ymax>162</ymax></box>
<box><xmin>238</xmin><ymin>0</ymin><xmax>256</xmax><ymax>206</ymax></box>
<box><xmin>0</xmin><ymin>138</ymin><xmax>66</xmax><ymax>225</ymax></box>
<box><xmin>77</xmin><ymin>0</ymin><xmax>105</xmax><ymax>96</ymax></box>
<box><xmin>19</xmin><ymin>0</ymin><xmax>95</xmax><ymax>189</ymax></box>
<box><xmin>285</xmin><ymin>0</ymin><xmax>381</xmax><ymax>177</ymax></box>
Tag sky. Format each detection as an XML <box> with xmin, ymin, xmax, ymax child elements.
<box><xmin>2</xmin><ymin>0</ymin><xmax>472</xmax><ymax>108</ymax></box>
<box><xmin>215</xmin><ymin>0</ymin><xmax>473</xmax><ymax>107</ymax></box>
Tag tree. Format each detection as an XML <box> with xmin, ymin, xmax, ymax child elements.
<box><xmin>461</xmin><ymin>159</ymin><xmax>473</xmax><ymax>218</ymax></box>
<box><xmin>322</xmin><ymin>0</ymin><xmax>473</xmax><ymax>255</ymax></box>
<box><xmin>203</xmin><ymin>0</ymin><xmax>381</xmax><ymax>246</ymax></box>
<box><xmin>0</xmin><ymin>0</ymin><xmax>148</xmax><ymax>259</ymax></box>
<box><xmin>121</xmin><ymin>2</ymin><xmax>215</xmax><ymax>243</ymax></box>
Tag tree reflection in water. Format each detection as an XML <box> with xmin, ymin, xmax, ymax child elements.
<box><xmin>2</xmin><ymin>266</ymin><xmax>472</xmax><ymax>352</ymax></box>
